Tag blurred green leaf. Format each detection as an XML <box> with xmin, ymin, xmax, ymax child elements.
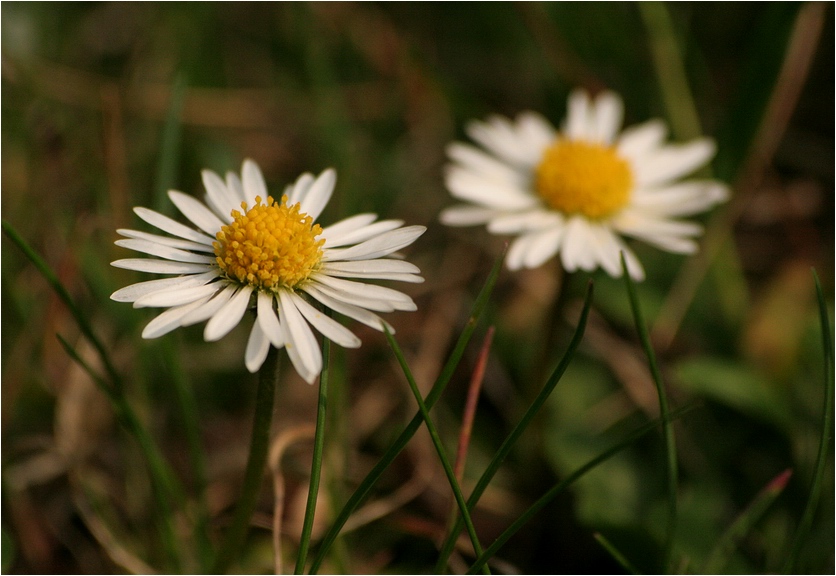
<box><xmin>674</xmin><ymin>357</ymin><xmax>793</xmax><ymax>429</ymax></box>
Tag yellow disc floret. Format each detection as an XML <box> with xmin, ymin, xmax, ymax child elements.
<box><xmin>214</xmin><ymin>195</ymin><xmax>324</xmax><ymax>291</ymax></box>
<box><xmin>535</xmin><ymin>140</ymin><xmax>632</xmax><ymax>219</ymax></box>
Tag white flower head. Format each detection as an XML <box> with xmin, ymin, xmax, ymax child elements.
<box><xmin>440</xmin><ymin>89</ymin><xmax>729</xmax><ymax>280</ymax></box>
<box><xmin>112</xmin><ymin>160</ymin><xmax>425</xmax><ymax>383</ymax></box>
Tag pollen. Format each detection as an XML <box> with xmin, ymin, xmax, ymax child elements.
<box><xmin>214</xmin><ymin>195</ymin><xmax>324</xmax><ymax>291</ymax></box>
<box><xmin>535</xmin><ymin>140</ymin><xmax>632</xmax><ymax>219</ymax></box>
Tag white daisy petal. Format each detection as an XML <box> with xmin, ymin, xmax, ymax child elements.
<box><xmin>301</xmin><ymin>284</ymin><xmax>394</xmax><ymax>333</ymax></box>
<box><xmin>114</xmin><ymin>239</ymin><xmax>216</xmax><ymax>264</ymax></box>
<box><xmin>522</xmin><ymin>226</ymin><xmax>565</xmax><ymax>269</ymax></box>
<box><xmin>564</xmin><ymin>89</ymin><xmax>593</xmax><ymax>140</ymax></box>
<box><xmin>112</xmin><ymin>258</ymin><xmax>212</xmax><ymax>275</ymax></box>
<box><xmin>242</xmin><ymin>159</ymin><xmax>268</xmax><ymax>204</ymax></box>
<box><xmin>245</xmin><ymin>321</ymin><xmax>271</xmax><ymax>373</ymax></box>
<box><xmin>134</xmin><ymin>281</ymin><xmax>224</xmax><ymax>309</ymax></box>
<box><xmin>487</xmin><ymin>210</ymin><xmax>562</xmax><ymax>234</ymax></box>
<box><xmin>110</xmin><ymin>270</ymin><xmax>219</xmax><ymax>302</ymax></box>
<box><xmin>591</xmin><ymin>91</ymin><xmax>624</xmax><ymax>145</ymax></box>
<box><xmin>505</xmin><ymin>234</ymin><xmax>539</xmax><ymax>270</ymax></box>
<box><xmin>299</xmin><ymin>168</ymin><xmax>336</xmax><ymax>221</ymax></box>
<box><xmin>168</xmin><ymin>191</ymin><xmax>226</xmax><ymax>236</ymax></box>
<box><xmin>632</xmin><ymin>181</ymin><xmax>730</xmax><ymax>217</ymax></box>
<box><xmin>322</xmin><ymin>226</ymin><xmax>425</xmax><ymax>262</ymax></box>
<box><xmin>181</xmin><ymin>283</ymin><xmax>237</xmax><ymax>327</ymax></box>
<box><xmin>289</xmin><ymin>292</ymin><xmax>361</xmax><ymax>349</ymax></box>
<box><xmin>439</xmin><ymin>205</ymin><xmax>498</xmax><ymax>226</ymax></box>
<box><xmin>586</xmin><ymin>225</ymin><xmax>624</xmax><ymax>278</ymax></box>
<box><xmin>634</xmin><ymin>138</ymin><xmax>717</xmax><ymax>187</ymax></box>
<box><xmin>117</xmin><ymin>229</ymin><xmax>215</xmax><ymax>253</ymax></box>
<box><xmin>320</xmin><ymin>213</ymin><xmax>378</xmax><ymax>244</ymax></box>
<box><xmin>467</xmin><ymin>115</ymin><xmax>534</xmax><ymax>167</ymax></box>
<box><xmin>321</xmin><ymin>259</ymin><xmax>421</xmax><ymax>276</ymax></box>
<box><xmin>226</xmin><ymin>171</ymin><xmax>247</xmax><ymax>204</ymax></box>
<box><xmin>447</xmin><ymin>142</ymin><xmax>528</xmax><ymax>186</ymax></box>
<box><xmin>133</xmin><ymin>207</ymin><xmax>216</xmax><ymax>246</ymax></box>
<box><xmin>257</xmin><ymin>291</ymin><xmax>284</xmax><ymax>348</ymax></box>
<box><xmin>561</xmin><ymin>217</ymin><xmax>599</xmax><ymax>272</ymax></box>
<box><xmin>141</xmin><ymin>295</ymin><xmax>214</xmax><ymax>339</ymax></box>
<box><xmin>322</xmin><ymin>219</ymin><xmax>404</xmax><ymax>249</ymax></box>
<box><xmin>278</xmin><ymin>290</ymin><xmax>322</xmax><ymax>384</ymax></box>
<box><xmin>517</xmin><ymin>111</ymin><xmax>557</xmax><ymax>154</ymax></box>
<box><xmin>312</xmin><ymin>274</ymin><xmax>416</xmax><ymax>311</ymax></box>
<box><xmin>445</xmin><ymin>167</ymin><xmax>538</xmax><ymax>210</ymax></box>
<box><xmin>613</xmin><ymin>239</ymin><xmax>646</xmax><ymax>281</ymax></box>
<box><xmin>307</xmin><ymin>279</ymin><xmax>395</xmax><ymax>312</ymax></box>
<box><xmin>287</xmin><ymin>172</ymin><xmax>316</xmax><ymax>206</ymax></box>
<box><xmin>202</xmin><ymin>169</ymin><xmax>237</xmax><ymax>222</ymax></box>
<box><xmin>204</xmin><ymin>285</ymin><xmax>253</xmax><ymax>342</ymax></box>
<box><xmin>616</xmin><ymin>119</ymin><xmax>667</xmax><ymax>160</ymax></box>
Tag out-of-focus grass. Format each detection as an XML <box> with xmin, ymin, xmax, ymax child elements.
<box><xmin>2</xmin><ymin>3</ymin><xmax>833</xmax><ymax>574</ymax></box>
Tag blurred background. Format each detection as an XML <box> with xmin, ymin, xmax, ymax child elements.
<box><xmin>1</xmin><ymin>2</ymin><xmax>833</xmax><ymax>574</ymax></box>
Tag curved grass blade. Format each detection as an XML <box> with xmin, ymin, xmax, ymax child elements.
<box><xmin>385</xmin><ymin>326</ymin><xmax>489</xmax><ymax>574</ymax></box>
<box><xmin>622</xmin><ymin>253</ymin><xmax>678</xmax><ymax>571</ymax></box>
<box><xmin>308</xmin><ymin>247</ymin><xmax>507</xmax><ymax>574</ymax></box>
<box><xmin>56</xmin><ymin>334</ymin><xmax>183</xmax><ymax>572</ymax></box>
<box><xmin>594</xmin><ymin>532</ymin><xmax>641</xmax><ymax>575</ymax></box>
<box><xmin>465</xmin><ymin>404</ymin><xmax>698</xmax><ymax>575</ymax></box>
<box><xmin>704</xmin><ymin>468</ymin><xmax>792</xmax><ymax>573</ymax></box>
<box><xmin>435</xmin><ymin>280</ymin><xmax>594</xmax><ymax>573</ymax></box>
<box><xmin>3</xmin><ymin>220</ymin><xmax>122</xmax><ymax>392</ymax></box>
<box><xmin>295</xmin><ymin>332</ymin><xmax>331</xmax><ymax>574</ymax></box>
<box><xmin>782</xmin><ymin>269</ymin><xmax>834</xmax><ymax>573</ymax></box>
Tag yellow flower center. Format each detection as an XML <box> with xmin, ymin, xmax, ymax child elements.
<box><xmin>214</xmin><ymin>195</ymin><xmax>324</xmax><ymax>291</ymax></box>
<box><xmin>535</xmin><ymin>140</ymin><xmax>632</xmax><ymax>219</ymax></box>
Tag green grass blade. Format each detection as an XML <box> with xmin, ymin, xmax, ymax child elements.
<box><xmin>593</xmin><ymin>532</ymin><xmax>641</xmax><ymax>575</ymax></box>
<box><xmin>295</xmin><ymin>334</ymin><xmax>331</xmax><ymax>574</ymax></box>
<box><xmin>465</xmin><ymin>404</ymin><xmax>697</xmax><ymax>575</ymax></box>
<box><xmin>705</xmin><ymin>468</ymin><xmax>792</xmax><ymax>573</ymax></box>
<box><xmin>621</xmin><ymin>253</ymin><xmax>678</xmax><ymax>571</ymax></box>
<box><xmin>435</xmin><ymin>280</ymin><xmax>594</xmax><ymax>573</ymax></box>
<box><xmin>385</xmin><ymin>327</ymin><xmax>489</xmax><ymax>574</ymax></box>
<box><xmin>3</xmin><ymin>220</ymin><xmax>122</xmax><ymax>391</ymax></box>
<box><xmin>782</xmin><ymin>269</ymin><xmax>834</xmax><ymax>573</ymax></box>
<box><xmin>56</xmin><ymin>334</ymin><xmax>183</xmax><ymax>572</ymax></box>
<box><xmin>213</xmin><ymin>347</ymin><xmax>280</xmax><ymax>574</ymax></box>
<box><xmin>308</xmin><ymin>247</ymin><xmax>506</xmax><ymax>574</ymax></box>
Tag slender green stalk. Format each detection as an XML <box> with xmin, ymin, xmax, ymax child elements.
<box><xmin>57</xmin><ymin>334</ymin><xmax>183</xmax><ymax>572</ymax></box>
<box><xmin>3</xmin><ymin>220</ymin><xmax>122</xmax><ymax>391</ymax></box>
<box><xmin>593</xmin><ymin>532</ymin><xmax>641</xmax><ymax>575</ymax></box>
<box><xmin>384</xmin><ymin>327</ymin><xmax>489</xmax><ymax>574</ymax></box>
<box><xmin>435</xmin><ymin>280</ymin><xmax>594</xmax><ymax>573</ymax></box>
<box><xmin>621</xmin><ymin>254</ymin><xmax>679</xmax><ymax>571</ymax></box>
<box><xmin>638</xmin><ymin>1</ymin><xmax>703</xmax><ymax>141</ymax></box>
<box><xmin>294</xmin><ymin>335</ymin><xmax>331</xmax><ymax>574</ymax></box>
<box><xmin>308</xmin><ymin>248</ymin><xmax>506</xmax><ymax>574</ymax></box>
<box><xmin>783</xmin><ymin>269</ymin><xmax>834</xmax><ymax>573</ymax></box>
<box><xmin>704</xmin><ymin>468</ymin><xmax>792</xmax><ymax>573</ymax></box>
<box><xmin>465</xmin><ymin>404</ymin><xmax>697</xmax><ymax>575</ymax></box>
<box><xmin>213</xmin><ymin>346</ymin><xmax>280</xmax><ymax>574</ymax></box>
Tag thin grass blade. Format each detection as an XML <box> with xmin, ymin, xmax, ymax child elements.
<box><xmin>621</xmin><ymin>252</ymin><xmax>678</xmax><ymax>571</ymax></box>
<box><xmin>782</xmin><ymin>269</ymin><xmax>834</xmax><ymax>573</ymax></box>
<box><xmin>435</xmin><ymin>280</ymin><xmax>593</xmax><ymax>573</ymax></box>
<box><xmin>385</xmin><ymin>327</ymin><xmax>489</xmax><ymax>574</ymax></box>
<box><xmin>465</xmin><ymin>404</ymin><xmax>698</xmax><ymax>575</ymax></box>
<box><xmin>308</xmin><ymin>247</ymin><xmax>507</xmax><ymax>574</ymax></box>
<box><xmin>594</xmin><ymin>532</ymin><xmax>641</xmax><ymax>575</ymax></box>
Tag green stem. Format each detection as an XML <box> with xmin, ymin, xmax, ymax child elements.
<box><xmin>435</xmin><ymin>280</ymin><xmax>594</xmax><ymax>573</ymax></box>
<box><xmin>308</xmin><ymin>247</ymin><xmax>506</xmax><ymax>574</ymax></box>
<box><xmin>385</xmin><ymin>328</ymin><xmax>489</xmax><ymax>574</ymax></box>
<box><xmin>213</xmin><ymin>346</ymin><xmax>280</xmax><ymax>574</ymax></box>
<box><xmin>593</xmin><ymin>532</ymin><xmax>641</xmax><ymax>575</ymax></box>
<box><xmin>621</xmin><ymin>254</ymin><xmax>678</xmax><ymax>571</ymax></box>
<box><xmin>782</xmin><ymin>269</ymin><xmax>834</xmax><ymax>573</ymax></box>
<box><xmin>294</xmin><ymin>335</ymin><xmax>331</xmax><ymax>574</ymax></box>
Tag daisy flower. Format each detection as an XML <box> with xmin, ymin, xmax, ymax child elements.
<box><xmin>111</xmin><ymin>160</ymin><xmax>425</xmax><ymax>383</ymax></box>
<box><xmin>440</xmin><ymin>89</ymin><xmax>729</xmax><ymax>280</ymax></box>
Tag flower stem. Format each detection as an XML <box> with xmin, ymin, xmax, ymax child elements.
<box><xmin>294</xmin><ymin>334</ymin><xmax>330</xmax><ymax>574</ymax></box>
<box><xmin>213</xmin><ymin>346</ymin><xmax>280</xmax><ymax>574</ymax></box>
